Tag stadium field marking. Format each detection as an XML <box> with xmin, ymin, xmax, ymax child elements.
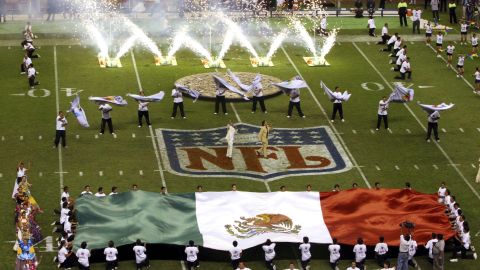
<box><xmin>471</xmin><ymin>164</ymin><xmax>476</xmax><ymax>168</ymax></box>
<box><xmin>132</xmin><ymin>133</ymin><xmax>136</xmax><ymax>138</ymax></box>
<box><xmin>414</xmin><ymin>164</ymin><xmax>419</xmax><ymax>170</ymax></box>
<box><xmin>353</xmin><ymin>42</ymin><xmax>480</xmax><ymax>200</ymax></box>
<box><xmin>370</xmin><ymin>129</ymin><xmax>375</xmax><ymax>134</ymax></box>
<box><xmin>39</xmin><ymin>172</ymin><xmax>43</xmax><ymax>177</ymax></box>
<box><xmin>375</xmin><ymin>165</ymin><xmax>381</xmax><ymax>171</ymax></box>
<box><xmin>459</xmin><ymin>128</ymin><xmax>464</xmax><ymax>133</ymax></box>
<box><xmin>281</xmin><ymin>46</ymin><xmax>371</xmax><ymax>188</ymax></box>
<box><xmin>20</xmin><ymin>135</ymin><xmax>23</xmax><ymax>141</ymax></box>
<box><xmin>406</xmin><ymin>128</ymin><xmax>411</xmax><ymax>134</ymax></box>
<box><xmin>0</xmin><ymin>173</ymin><xmax>2</xmax><ymax>178</ymax></box>
<box><xmin>366</xmin><ymin>42</ymin><xmax>370</xmax><ymax>45</ymax></box>
<box><xmin>477</xmin><ymin>128</ymin><xmax>480</xmax><ymax>133</ymax></box>
<box><xmin>130</xmin><ymin>51</ymin><xmax>168</xmax><ymax>189</ymax></box>
<box><xmin>388</xmin><ymin>128</ymin><xmax>393</xmax><ymax>134</ymax></box>
<box><xmin>410</xmin><ymin>41</ymin><xmax>414</xmax><ymax>45</ymax></box>
<box><xmin>433</xmin><ymin>164</ymin><xmax>439</xmax><ymax>170</ymax></box>
<box><xmin>54</xmin><ymin>46</ymin><xmax>65</xmax><ymax>195</ymax></box>
<box><xmin>230</xmin><ymin>103</ymin><xmax>242</xmax><ymax>123</ymax></box>
<box><xmin>99</xmin><ymin>171</ymin><xmax>103</xmax><ymax>176</ymax></box>
<box><xmin>441</xmin><ymin>128</ymin><xmax>447</xmax><ymax>133</ymax></box>
<box><xmin>79</xmin><ymin>171</ymin><xmax>83</xmax><ymax>176</ymax></box>
<box><xmin>426</xmin><ymin>43</ymin><xmax>475</xmax><ymax>90</ymax></box>
<box><xmin>94</xmin><ymin>134</ymin><xmax>98</xmax><ymax>139</ymax></box>
<box><xmin>1</xmin><ymin>136</ymin><xmax>4</xmax><ymax>141</ymax></box>
<box><xmin>119</xmin><ymin>170</ymin><xmax>123</xmax><ymax>176</ymax></box>
<box><xmin>352</xmin><ymin>129</ymin><xmax>357</xmax><ymax>134</ymax></box>
<box><xmin>75</xmin><ymin>134</ymin><xmax>79</xmax><ymax>139</ymax></box>
<box><xmin>38</xmin><ymin>135</ymin><xmax>42</xmax><ymax>140</ymax></box>
<box><xmin>139</xmin><ymin>169</ymin><xmax>143</xmax><ymax>176</ymax></box>
<box><xmin>337</xmin><ymin>42</ymin><xmax>341</xmax><ymax>45</ymax></box>
<box><xmin>395</xmin><ymin>165</ymin><xmax>400</xmax><ymax>170</ymax></box>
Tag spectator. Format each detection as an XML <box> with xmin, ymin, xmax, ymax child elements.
<box><xmin>450</xmin><ymin>227</ymin><xmax>477</xmax><ymax>261</ymax></box>
<box><xmin>397</xmin><ymin>224</ymin><xmax>412</xmax><ymax>270</ymax></box>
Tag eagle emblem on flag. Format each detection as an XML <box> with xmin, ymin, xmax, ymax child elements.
<box><xmin>225</xmin><ymin>213</ymin><xmax>301</xmax><ymax>238</ymax></box>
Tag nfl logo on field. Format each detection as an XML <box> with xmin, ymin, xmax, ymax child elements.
<box><xmin>157</xmin><ymin>124</ymin><xmax>352</xmax><ymax>181</ymax></box>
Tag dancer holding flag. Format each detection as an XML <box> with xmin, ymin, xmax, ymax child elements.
<box><xmin>321</xmin><ymin>82</ymin><xmax>351</xmax><ymax>123</ymax></box>
<box><xmin>171</xmin><ymin>87</ymin><xmax>186</xmax><ymax>119</ymax></box>
<box><xmin>419</xmin><ymin>102</ymin><xmax>454</xmax><ymax>142</ymax></box>
<box><xmin>136</xmin><ymin>92</ymin><xmax>151</xmax><ymax>127</ymax></box>
<box><xmin>99</xmin><ymin>103</ymin><xmax>115</xmax><ymax>135</ymax></box>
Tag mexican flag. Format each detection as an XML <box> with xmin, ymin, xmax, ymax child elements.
<box><xmin>74</xmin><ymin>189</ymin><xmax>454</xmax><ymax>251</ymax></box>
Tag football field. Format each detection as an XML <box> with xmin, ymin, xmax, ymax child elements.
<box><xmin>2</xmin><ymin>18</ymin><xmax>480</xmax><ymax>269</ymax></box>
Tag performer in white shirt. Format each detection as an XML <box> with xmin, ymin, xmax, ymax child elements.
<box><xmin>262</xmin><ymin>239</ymin><xmax>276</xmax><ymax>270</ymax></box>
<box><xmin>407</xmin><ymin>237</ymin><xmax>419</xmax><ymax>268</ymax></box>
<box><xmin>133</xmin><ymin>239</ymin><xmax>150</xmax><ymax>269</ymax></box>
<box><xmin>376</xmin><ymin>96</ymin><xmax>389</xmax><ymax>130</ymax></box>
<box><xmin>367</xmin><ymin>16</ymin><xmax>376</xmax><ymax>37</ymax></box>
<box><xmin>214</xmin><ymin>85</ymin><xmax>228</xmax><ymax>115</ymax></box>
<box><xmin>328</xmin><ymin>238</ymin><xmax>341</xmax><ymax>269</ymax></box>
<box><xmin>425</xmin><ymin>21</ymin><xmax>433</xmax><ymax>44</ymax></box>
<box><xmin>80</xmin><ymin>185</ymin><xmax>93</xmax><ymax>196</ymax></box>
<box><xmin>76</xmin><ymin>241</ymin><xmax>91</xmax><ymax>270</ymax></box>
<box><xmin>320</xmin><ymin>15</ymin><xmax>328</xmax><ymax>36</ymax></box>
<box><xmin>99</xmin><ymin>103</ymin><xmax>115</xmax><ymax>135</ymax></box>
<box><xmin>251</xmin><ymin>83</ymin><xmax>267</xmax><ymax>113</ymax></box>
<box><xmin>353</xmin><ymin>238</ymin><xmax>367</xmax><ymax>270</ymax></box>
<box><xmin>299</xmin><ymin>236</ymin><xmax>311</xmax><ymax>270</ymax></box>
<box><xmin>235</xmin><ymin>261</ymin><xmax>251</xmax><ymax>270</ymax></box>
<box><xmin>229</xmin><ymin>240</ymin><xmax>242</xmax><ymax>270</ymax></box>
<box><xmin>383</xmin><ymin>33</ymin><xmax>398</xmax><ymax>52</ymax></box>
<box><xmin>331</xmin><ymin>87</ymin><xmax>345</xmax><ymax>122</ymax></box>
<box><xmin>377</xmin><ymin>23</ymin><xmax>390</xmax><ymax>44</ymax></box>
<box><xmin>426</xmin><ymin>110</ymin><xmax>440</xmax><ymax>142</ymax></box>
<box><xmin>425</xmin><ymin>233</ymin><xmax>438</xmax><ymax>264</ymax></box>
<box><xmin>95</xmin><ymin>187</ymin><xmax>106</xmax><ymax>197</ymax></box>
<box><xmin>27</xmin><ymin>63</ymin><xmax>39</xmax><ymax>89</ymax></box>
<box><xmin>24</xmin><ymin>42</ymin><xmax>39</xmax><ymax>58</ymax></box>
<box><xmin>104</xmin><ymin>241</ymin><xmax>118</xmax><ymax>270</ymax></box>
<box><xmin>446</xmin><ymin>43</ymin><xmax>455</xmax><ymax>67</ymax></box>
<box><xmin>438</xmin><ymin>182</ymin><xmax>447</xmax><ymax>203</ymax></box>
<box><xmin>171</xmin><ymin>88</ymin><xmax>186</xmax><ymax>119</ymax></box>
<box><xmin>20</xmin><ymin>54</ymin><xmax>32</xmax><ymax>74</ymax></box>
<box><xmin>137</xmin><ymin>92</ymin><xmax>151</xmax><ymax>127</ymax></box>
<box><xmin>412</xmin><ymin>8</ymin><xmax>421</xmax><ymax>34</ymax></box>
<box><xmin>460</xmin><ymin>20</ymin><xmax>468</xmax><ymax>45</ymax></box>
<box><xmin>287</xmin><ymin>88</ymin><xmax>305</xmax><ymax>118</ymax></box>
<box><xmin>472</xmin><ymin>33</ymin><xmax>479</xmax><ymax>56</ymax></box>
<box><xmin>436</xmin><ymin>32</ymin><xmax>444</xmax><ymax>57</ymax></box>
<box><xmin>225</xmin><ymin>121</ymin><xmax>237</xmax><ymax>158</ymax></box>
<box><xmin>456</xmin><ymin>54</ymin><xmax>465</xmax><ymax>78</ymax></box>
<box><xmin>54</xmin><ymin>111</ymin><xmax>68</xmax><ymax>148</ymax></box>
<box><xmin>374</xmin><ymin>236</ymin><xmax>389</xmax><ymax>267</ymax></box>
<box><xmin>474</xmin><ymin>67</ymin><xmax>480</xmax><ymax>93</ymax></box>
<box><xmin>185</xmin><ymin>240</ymin><xmax>200</xmax><ymax>269</ymax></box>
<box><xmin>395</xmin><ymin>57</ymin><xmax>411</xmax><ymax>80</ymax></box>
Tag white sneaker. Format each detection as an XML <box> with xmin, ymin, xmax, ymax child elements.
<box><xmin>376</xmin><ymin>128</ymin><xmax>379</xmax><ymax>131</ymax></box>
<box><xmin>390</xmin><ymin>67</ymin><xmax>394</xmax><ymax>71</ymax></box>
<box><xmin>302</xmin><ymin>115</ymin><xmax>306</xmax><ymax>118</ymax></box>
<box><xmin>224</xmin><ymin>113</ymin><xmax>228</xmax><ymax>115</ymax></box>
<box><xmin>341</xmin><ymin>119</ymin><xmax>345</xmax><ymax>122</ymax></box>
<box><xmin>138</xmin><ymin>125</ymin><xmax>141</xmax><ymax>127</ymax></box>
<box><xmin>437</xmin><ymin>55</ymin><xmax>441</xmax><ymax>58</ymax></box>
<box><xmin>450</xmin><ymin>258</ymin><xmax>458</xmax><ymax>262</ymax></box>
<box><xmin>426</xmin><ymin>139</ymin><xmax>431</xmax><ymax>142</ymax></box>
<box><xmin>331</xmin><ymin>120</ymin><xmax>334</xmax><ymax>123</ymax></box>
<box><xmin>474</xmin><ymin>252</ymin><xmax>477</xmax><ymax>259</ymax></box>
<box><xmin>471</xmin><ymin>245</ymin><xmax>475</xmax><ymax>252</ymax></box>
<box><xmin>286</xmin><ymin>115</ymin><xmax>291</xmax><ymax>118</ymax></box>
<box><xmin>457</xmin><ymin>74</ymin><xmax>460</xmax><ymax>77</ymax></box>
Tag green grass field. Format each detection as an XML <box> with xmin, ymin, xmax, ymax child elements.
<box><xmin>1</xmin><ymin>15</ymin><xmax>480</xmax><ymax>270</ymax></box>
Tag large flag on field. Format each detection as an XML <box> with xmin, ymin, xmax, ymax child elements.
<box><xmin>69</xmin><ymin>95</ymin><xmax>89</xmax><ymax>128</ymax></box>
<box><xmin>88</xmin><ymin>96</ymin><xmax>128</xmax><ymax>106</ymax></box>
<box><xmin>213</xmin><ymin>75</ymin><xmax>249</xmax><ymax>100</ymax></box>
<box><xmin>127</xmin><ymin>91</ymin><xmax>165</xmax><ymax>102</ymax></box>
<box><xmin>74</xmin><ymin>189</ymin><xmax>454</xmax><ymax>251</ymax></box>
<box><xmin>175</xmin><ymin>84</ymin><xmax>201</xmax><ymax>102</ymax></box>
<box><xmin>388</xmin><ymin>84</ymin><xmax>414</xmax><ymax>103</ymax></box>
<box><xmin>320</xmin><ymin>81</ymin><xmax>351</xmax><ymax>102</ymax></box>
<box><xmin>418</xmin><ymin>102</ymin><xmax>454</xmax><ymax>114</ymax></box>
<box><xmin>273</xmin><ymin>79</ymin><xmax>308</xmax><ymax>95</ymax></box>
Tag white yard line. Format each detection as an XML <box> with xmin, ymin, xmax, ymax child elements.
<box><xmin>230</xmin><ymin>103</ymin><xmax>242</xmax><ymax>123</ymax></box>
<box><xmin>281</xmin><ymin>47</ymin><xmax>371</xmax><ymax>188</ymax></box>
<box><xmin>426</xmin><ymin>44</ymin><xmax>475</xmax><ymax>90</ymax></box>
<box><xmin>353</xmin><ymin>42</ymin><xmax>480</xmax><ymax>200</ymax></box>
<box><xmin>54</xmin><ymin>46</ymin><xmax>64</xmax><ymax>195</ymax></box>
<box><xmin>130</xmin><ymin>51</ymin><xmax>167</xmax><ymax>189</ymax></box>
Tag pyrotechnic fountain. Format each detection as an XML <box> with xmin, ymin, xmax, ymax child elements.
<box><xmin>291</xmin><ymin>18</ymin><xmax>337</xmax><ymax>66</ymax></box>
<box><xmin>251</xmin><ymin>30</ymin><xmax>288</xmax><ymax>67</ymax></box>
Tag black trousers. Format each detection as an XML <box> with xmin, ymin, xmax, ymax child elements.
<box><xmin>330</xmin><ymin>259</ymin><xmax>339</xmax><ymax>269</ymax></box>
<box><xmin>450</xmin><ymin>9</ymin><xmax>457</xmax><ymax>23</ymax></box>
<box><xmin>27</xmin><ymin>48</ymin><xmax>38</xmax><ymax>58</ymax></box>
<box><xmin>376</xmin><ymin>253</ymin><xmax>387</xmax><ymax>267</ymax></box>
<box><xmin>399</xmin><ymin>13</ymin><xmax>408</xmax><ymax>26</ymax></box>
<box><xmin>136</xmin><ymin>257</ymin><xmax>150</xmax><ymax>269</ymax></box>
<box><xmin>425</xmin><ymin>0</ymin><xmax>431</xmax><ymax>9</ymax></box>
<box><xmin>440</xmin><ymin>0</ymin><xmax>447</xmax><ymax>12</ymax></box>
<box><xmin>452</xmin><ymin>244</ymin><xmax>475</xmax><ymax>259</ymax></box>
<box><xmin>288</xmin><ymin>101</ymin><xmax>304</xmax><ymax>117</ymax></box>
<box><xmin>356</xmin><ymin>259</ymin><xmax>366</xmax><ymax>270</ymax></box>
<box><xmin>231</xmin><ymin>259</ymin><xmax>240</xmax><ymax>269</ymax></box>
<box><xmin>369</xmin><ymin>28</ymin><xmax>376</xmax><ymax>36</ymax></box>
<box><xmin>138</xmin><ymin>110</ymin><xmax>151</xmax><ymax>126</ymax></box>
<box><xmin>54</xmin><ymin>130</ymin><xmax>66</xmax><ymax>147</ymax></box>
<box><xmin>383</xmin><ymin>42</ymin><xmax>394</xmax><ymax>52</ymax></box>
<box><xmin>100</xmin><ymin>118</ymin><xmax>114</xmax><ymax>134</ymax></box>
<box><xmin>106</xmin><ymin>259</ymin><xmax>118</xmax><ymax>270</ymax></box>
<box><xmin>332</xmin><ymin>103</ymin><xmax>343</xmax><ymax>120</ymax></box>
<box><xmin>265</xmin><ymin>259</ymin><xmax>275</xmax><ymax>270</ymax></box>
<box><xmin>78</xmin><ymin>264</ymin><xmax>90</xmax><ymax>270</ymax></box>
<box><xmin>60</xmin><ymin>255</ymin><xmax>77</xmax><ymax>268</ymax></box>
<box><xmin>396</xmin><ymin>71</ymin><xmax>411</xmax><ymax>80</ymax></box>
<box><xmin>377</xmin><ymin>115</ymin><xmax>389</xmax><ymax>129</ymax></box>
<box><xmin>413</xmin><ymin>20</ymin><xmax>420</xmax><ymax>34</ymax></box>
<box><xmin>252</xmin><ymin>96</ymin><xmax>266</xmax><ymax>112</ymax></box>
<box><xmin>433</xmin><ymin>10</ymin><xmax>440</xmax><ymax>21</ymax></box>
<box><xmin>215</xmin><ymin>96</ymin><xmax>227</xmax><ymax>114</ymax></box>
<box><xmin>28</xmin><ymin>76</ymin><xmax>38</xmax><ymax>87</ymax></box>
<box><xmin>426</xmin><ymin>122</ymin><xmax>439</xmax><ymax>140</ymax></box>
<box><xmin>172</xmin><ymin>102</ymin><xmax>185</xmax><ymax>118</ymax></box>
<box><xmin>379</xmin><ymin>34</ymin><xmax>390</xmax><ymax>44</ymax></box>
<box><xmin>186</xmin><ymin>260</ymin><xmax>199</xmax><ymax>270</ymax></box>
<box><xmin>20</xmin><ymin>63</ymin><xmax>27</xmax><ymax>72</ymax></box>
<box><xmin>301</xmin><ymin>258</ymin><xmax>310</xmax><ymax>269</ymax></box>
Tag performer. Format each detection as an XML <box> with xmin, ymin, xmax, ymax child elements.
<box><xmin>412</xmin><ymin>8</ymin><xmax>422</xmax><ymax>34</ymax></box>
<box><xmin>171</xmin><ymin>87</ymin><xmax>186</xmax><ymax>119</ymax></box>
<box><xmin>185</xmin><ymin>240</ymin><xmax>200</xmax><ymax>270</ymax></box>
<box><xmin>257</xmin><ymin>120</ymin><xmax>272</xmax><ymax>159</ymax></box>
<box><xmin>471</xmin><ymin>33</ymin><xmax>478</xmax><ymax>56</ymax></box>
<box><xmin>20</xmin><ymin>54</ymin><xmax>31</xmax><ymax>74</ymax></box>
<box><xmin>251</xmin><ymin>83</ymin><xmax>267</xmax><ymax>114</ymax></box>
<box><xmin>287</xmin><ymin>88</ymin><xmax>305</xmax><ymax>118</ymax></box>
<box><xmin>474</xmin><ymin>67</ymin><xmax>480</xmax><ymax>93</ymax></box>
<box><xmin>456</xmin><ymin>55</ymin><xmax>465</xmax><ymax>77</ymax></box>
<box><xmin>99</xmin><ymin>103</ymin><xmax>115</xmax><ymax>135</ymax></box>
<box><xmin>331</xmin><ymin>87</ymin><xmax>345</xmax><ymax>122</ymax></box>
<box><xmin>436</xmin><ymin>32</ymin><xmax>444</xmax><ymax>57</ymax></box>
<box><xmin>133</xmin><ymin>239</ymin><xmax>150</xmax><ymax>269</ymax></box>
<box><xmin>225</xmin><ymin>121</ymin><xmax>236</xmax><ymax>159</ymax></box>
<box><xmin>262</xmin><ymin>239</ymin><xmax>276</xmax><ymax>270</ymax></box>
<box><xmin>214</xmin><ymin>84</ymin><xmax>227</xmax><ymax>115</ymax></box>
<box><xmin>376</xmin><ymin>96</ymin><xmax>389</xmax><ymax>131</ymax></box>
<box><xmin>320</xmin><ymin>15</ymin><xmax>328</xmax><ymax>36</ymax></box>
<box><xmin>229</xmin><ymin>241</ymin><xmax>242</xmax><ymax>270</ymax></box>
<box><xmin>299</xmin><ymin>236</ymin><xmax>312</xmax><ymax>270</ymax></box>
<box><xmin>426</xmin><ymin>110</ymin><xmax>440</xmax><ymax>142</ymax></box>
<box><xmin>23</xmin><ymin>42</ymin><xmax>39</xmax><ymax>58</ymax></box>
<box><xmin>367</xmin><ymin>16</ymin><xmax>376</xmax><ymax>37</ymax></box>
<box><xmin>446</xmin><ymin>42</ymin><xmax>455</xmax><ymax>68</ymax></box>
<box><xmin>377</xmin><ymin>23</ymin><xmax>390</xmax><ymax>44</ymax></box>
<box><xmin>460</xmin><ymin>19</ymin><xmax>468</xmax><ymax>45</ymax></box>
<box><xmin>383</xmin><ymin>33</ymin><xmax>398</xmax><ymax>52</ymax></box>
<box><xmin>395</xmin><ymin>57</ymin><xmax>412</xmax><ymax>80</ymax></box>
<box><xmin>54</xmin><ymin>111</ymin><xmax>68</xmax><ymax>148</ymax></box>
<box><xmin>27</xmin><ymin>63</ymin><xmax>39</xmax><ymax>89</ymax></box>
<box><xmin>328</xmin><ymin>238</ymin><xmax>341</xmax><ymax>270</ymax></box>
<box><xmin>425</xmin><ymin>21</ymin><xmax>433</xmax><ymax>45</ymax></box>
<box><xmin>137</xmin><ymin>92</ymin><xmax>151</xmax><ymax>127</ymax></box>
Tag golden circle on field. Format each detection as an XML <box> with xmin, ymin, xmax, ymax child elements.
<box><xmin>174</xmin><ymin>72</ymin><xmax>284</xmax><ymax>101</ymax></box>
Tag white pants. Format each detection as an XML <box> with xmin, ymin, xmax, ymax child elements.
<box><xmin>226</xmin><ymin>141</ymin><xmax>233</xmax><ymax>157</ymax></box>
